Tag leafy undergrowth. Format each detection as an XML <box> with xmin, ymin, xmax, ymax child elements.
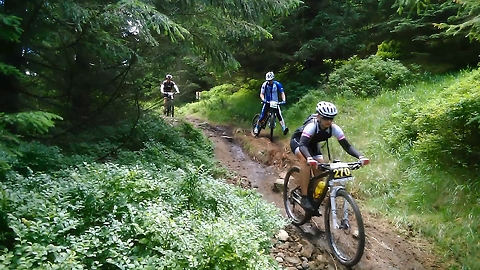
<box><xmin>0</xmin><ymin>116</ymin><xmax>287</xmax><ymax>270</ymax></box>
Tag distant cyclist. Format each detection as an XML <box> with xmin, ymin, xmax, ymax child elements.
<box><xmin>289</xmin><ymin>101</ymin><xmax>369</xmax><ymax>211</ymax></box>
<box><xmin>160</xmin><ymin>74</ymin><xmax>180</xmax><ymax>113</ymax></box>
<box><xmin>253</xmin><ymin>71</ymin><xmax>289</xmax><ymax>136</ymax></box>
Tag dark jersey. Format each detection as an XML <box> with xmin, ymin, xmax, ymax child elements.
<box><xmin>290</xmin><ymin>114</ymin><xmax>361</xmax><ymax>159</ymax></box>
<box><xmin>292</xmin><ymin>114</ymin><xmax>345</xmax><ymax>145</ymax></box>
<box><xmin>162</xmin><ymin>80</ymin><xmax>176</xmax><ymax>92</ymax></box>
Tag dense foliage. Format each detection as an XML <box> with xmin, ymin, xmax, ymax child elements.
<box><xmin>1</xmin><ymin>0</ymin><xmax>480</xmax><ymax>269</ymax></box>
<box><xmin>396</xmin><ymin>0</ymin><xmax>480</xmax><ymax>41</ymax></box>
<box><xmin>0</xmin><ymin>0</ymin><xmax>300</xmax><ymax>126</ymax></box>
<box><xmin>327</xmin><ymin>55</ymin><xmax>417</xmax><ymax>97</ymax></box>
<box><xmin>384</xmin><ymin>68</ymin><xmax>480</xmax><ymax>170</ymax></box>
<box><xmin>0</xmin><ymin>116</ymin><xmax>286</xmax><ymax>269</ymax></box>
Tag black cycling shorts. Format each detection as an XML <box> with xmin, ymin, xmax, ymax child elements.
<box><xmin>290</xmin><ymin>137</ymin><xmax>322</xmax><ymax>158</ymax></box>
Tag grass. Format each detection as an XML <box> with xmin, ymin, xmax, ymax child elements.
<box><xmin>178</xmin><ymin>70</ymin><xmax>479</xmax><ymax>270</ymax></box>
<box><xmin>333</xmin><ymin>74</ymin><xmax>480</xmax><ymax>269</ymax></box>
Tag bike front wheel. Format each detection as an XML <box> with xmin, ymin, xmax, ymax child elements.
<box><xmin>283</xmin><ymin>166</ymin><xmax>311</xmax><ymax>226</ymax></box>
<box><xmin>324</xmin><ymin>189</ymin><xmax>365</xmax><ymax>266</ymax></box>
<box><xmin>269</xmin><ymin>114</ymin><xmax>275</xmax><ymax>142</ymax></box>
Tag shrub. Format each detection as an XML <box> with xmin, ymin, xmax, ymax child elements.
<box><xmin>0</xmin><ymin>111</ymin><xmax>63</xmax><ymax>176</ymax></box>
<box><xmin>327</xmin><ymin>55</ymin><xmax>415</xmax><ymax>97</ymax></box>
<box><xmin>179</xmin><ymin>84</ymin><xmax>260</xmax><ymax>125</ymax></box>
<box><xmin>0</xmin><ymin>163</ymin><xmax>285</xmax><ymax>269</ymax></box>
<box><xmin>12</xmin><ymin>141</ymin><xmax>64</xmax><ymax>175</ymax></box>
<box><xmin>376</xmin><ymin>40</ymin><xmax>402</xmax><ymax>60</ymax></box>
<box><xmin>55</xmin><ymin>114</ymin><xmax>214</xmax><ymax>166</ymax></box>
<box><xmin>384</xmin><ymin>68</ymin><xmax>480</xmax><ymax>171</ymax></box>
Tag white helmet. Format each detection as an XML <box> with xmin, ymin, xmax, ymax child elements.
<box><xmin>316</xmin><ymin>101</ymin><xmax>338</xmax><ymax>118</ymax></box>
<box><xmin>265</xmin><ymin>71</ymin><xmax>274</xmax><ymax>81</ymax></box>
<box><xmin>166</xmin><ymin>74</ymin><xmax>172</xmax><ymax>79</ymax></box>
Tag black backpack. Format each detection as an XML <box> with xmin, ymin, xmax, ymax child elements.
<box><xmin>302</xmin><ymin>114</ymin><xmax>318</xmax><ymax>126</ymax></box>
<box><xmin>301</xmin><ymin>113</ymin><xmax>333</xmax><ymax>160</ymax></box>
<box><xmin>302</xmin><ymin>114</ymin><xmax>332</xmax><ymax>135</ymax></box>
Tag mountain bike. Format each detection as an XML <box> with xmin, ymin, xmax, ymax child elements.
<box><xmin>164</xmin><ymin>92</ymin><xmax>175</xmax><ymax>117</ymax></box>
<box><xmin>251</xmin><ymin>100</ymin><xmax>285</xmax><ymax>142</ymax></box>
<box><xmin>283</xmin><ymin>159</ymin><xmax>367</xmax><ymax>266</ymax></box>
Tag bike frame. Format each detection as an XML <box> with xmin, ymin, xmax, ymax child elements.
<box><xmin>164</xmin><ymin>93</ymin><xmax>175</xmax><ymax>116</ymax></box>
<box><xmin>260</xmin><ymin>103</ymin><xmax>278</xmax><ymax>128</ymax></box>
<box><xmin>308</xmin><ymin>162</ymin><xmax>359</xmax><ymax>229</ymax></box>
<box><xmin>283</xmin><ymin>160</ymin><xmax>365</xmax><ymax>267</ymax></box>
<box><xmin>252</xmin><ymin>100</ymin><xmax>284</xmax><ymax>141</ymax></box>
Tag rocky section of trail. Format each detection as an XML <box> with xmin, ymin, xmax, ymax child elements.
<box><xmin>272</xmin><ymin>226</ymin><xmax>338</xmax><ymax>270</ymax></box>
<box><xmin>185</xmin><ymin>116</ymin><xmax>445</xmax><ymax>270</ymax></box>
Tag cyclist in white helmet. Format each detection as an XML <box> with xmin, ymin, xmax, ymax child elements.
<box><xmin>160</xmin><ymin>74</ymin><xmax>180</xmax><ymax>114</ymax></box>
<box><xmin>289</xmin><ymin>101</ymin><xmax>369</xmax><ymax>211</ymax></box>
<box><xmin>253</xmin><ymin>71</ymin><xmax>289</xmax><ymax>136</ymax></box>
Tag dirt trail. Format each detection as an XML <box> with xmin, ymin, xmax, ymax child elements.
<box><xmin>186</xmin><ymin>116</ymin><xmax>445</xmax><ymax>270</ymax></box>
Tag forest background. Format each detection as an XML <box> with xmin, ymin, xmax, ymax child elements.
<box><xmin>1</xmin><ymin>0</ymin><xmax>479</xmax><ymax>269</ymax></box>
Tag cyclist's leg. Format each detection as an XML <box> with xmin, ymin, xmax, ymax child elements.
<box><xmin>258</xmin><ymin>103</ymin><xmax>268</xmax><ymax>123</ymax></box>
<box><xmin>309</xmin><ymin>141</ymin><xmax>327</xmax><ymax>194</ymax></box>
<box><xmin>291</xmin><ymin>138</ymin><xmax>318</xmax><ymax>211</ymax></box>
<box><xmin>311</xmin><ymin>154</ymin><xmax>326</xmax><ymax>190</ymax></box>
<box><xmin>276</xmin><ymin>107</ymin><xmax>289</xmax><ymax>134</ymax></box>
<box><xmin>163</xmin><ymin>96</ymin><xmax>168</xmax><ymax>114</ymax></box>
<box><xmin>254</xmin><ymin>103</ymin><xmax>268</xmax><ymax>134</ymax></box>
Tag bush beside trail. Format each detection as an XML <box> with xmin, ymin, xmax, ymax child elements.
<box><xmin>0</xmin><ymin>116</ymin><xmax>286</xmax><ymax>270</ymax></box>
<box><xmin>384</xmin><ymin>68</ymin><xmax>480</xmax><ymax>171</ymax></box>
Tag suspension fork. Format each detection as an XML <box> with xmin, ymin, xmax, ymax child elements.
<box><xmin>329</xmin><ymin>186</ymin><xmax>348</xmax><ymax>229</ymax></box>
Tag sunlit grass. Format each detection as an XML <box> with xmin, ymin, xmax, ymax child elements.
<box><xmin>341</xmin><ymin>74</ymin><xmax>479</xmax><ymax>270</ymax></box>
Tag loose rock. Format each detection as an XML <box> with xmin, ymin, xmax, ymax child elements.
<box><xmin>277</xmin><ymin>229</ymin><xmax>290</xmax><ymax>241</ymax></box>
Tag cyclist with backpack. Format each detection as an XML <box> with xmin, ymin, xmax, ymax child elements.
<box><xmin>253</xmin><ymin>71</ymin><xmax>289</xmax><ymax>136</ymax></box>
<box><xmin>289</xmin><ymin>101</ymin><xmax>369</xmax><ymax>211</ymax></box>
<box><xmin>160</xmin><ymin>74</ymin><xmax>180</xmax><ymax>114</ymax></box>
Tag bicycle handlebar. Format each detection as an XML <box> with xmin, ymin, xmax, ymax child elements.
<box><xmin>261</xmin><ymin>100</ymin><xmax>286</xmax><ymax>105</ymax></box>
<box><xmin>319</xmin><ymin>161</ymin><xmax>362</xmax><ymax>170</ymax></box>
<box><xmin>308</xmin><ymin>160</ymin><xmax>366</xmax><ymax>171</ymax></box>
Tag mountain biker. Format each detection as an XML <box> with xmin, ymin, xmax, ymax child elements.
<box><xmin>289</xmin><ymin>101</ymin><xmax>369</xmax><ymax>211</ymax></box>
<box><xmin>253</xmin><ymin>71</ymin><xmax>289</xmax><ymax>136</ymax></box>
<box><xmin>160</xmin><ymin>74</ymin><xmax>180</xmax><ymax>111</ymax></box>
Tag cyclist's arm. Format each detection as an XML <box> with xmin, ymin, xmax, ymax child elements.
<box><xmin>275</xmin><ymin>81</ymin><xmax>287</xmax><ymax>102</ymax></box>
<box><xmin>276</xmin><ymin>82</ymin><xmax>286</xmax><ymax>102</ymax></box>
<box><xmin>338</xmin><ymin>138</ymin><xmax>362</xmax><ymax>159</ymax></box>
<box><xmin>160</xmin><ymin>83</ymin><xmax>165</xmax><ymax>94</ymax></box>
<box><xmin>173</xmin><ymin>83</ymin><xmax>179</xmax><ymax>94</ymax></box>
<box><xmin>260</xmin><ymin>82</ymin><xmax>267</xmax><ymax>101</ymax></box>
<box><xmin>298</xmin><ymin>122</ymin><xmax>316</xmax><ymax>159</ymax></box>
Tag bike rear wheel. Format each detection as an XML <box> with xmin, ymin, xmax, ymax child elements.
<box><xmin>283</xmin><ymin>166</ymin><xmax>311</xmax><ymax>226</ymax></box>
<box><xmin>251</xmin><ymin>114</ymin><xmax>260</xmax><ymax>137</ymax></box>
<box><xmin>324</xmin><ymin>189</ymin><xmax>365</xmax><ymax>266</ymax></box>
<box><xmin>165</xmin><ymin>99</ymin><xmax>173</xmax><ymax>117</ymax></box>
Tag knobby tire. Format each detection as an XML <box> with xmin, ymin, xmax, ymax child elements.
<box><xmin>269</xmin><ymin>113</ymin><xmax>275</xmax><ymax>142</ymax></box>
<box><xmin>324</xmin><ymin>189</ymin><xmax>365</xmax><ymax>266</ymax></box>
<box><xmin>251</xmin><ymin>114</ymin><xmax>260</xmax><ymax>137</ymax></box>
<box><xmin>283</xmin><ymin>166</ymin><xmax>311</xmax><ymax>226</ymax></box>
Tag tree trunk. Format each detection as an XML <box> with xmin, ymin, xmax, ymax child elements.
<box><xmin>0</xmin><ymin>42</ymin><xmax>22</xmax><ymax>114</ymax></box>
<box><xmin>0</xmin><ymin>0</ymin><xmax>24</xmax><ymax>114</ymax></box>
